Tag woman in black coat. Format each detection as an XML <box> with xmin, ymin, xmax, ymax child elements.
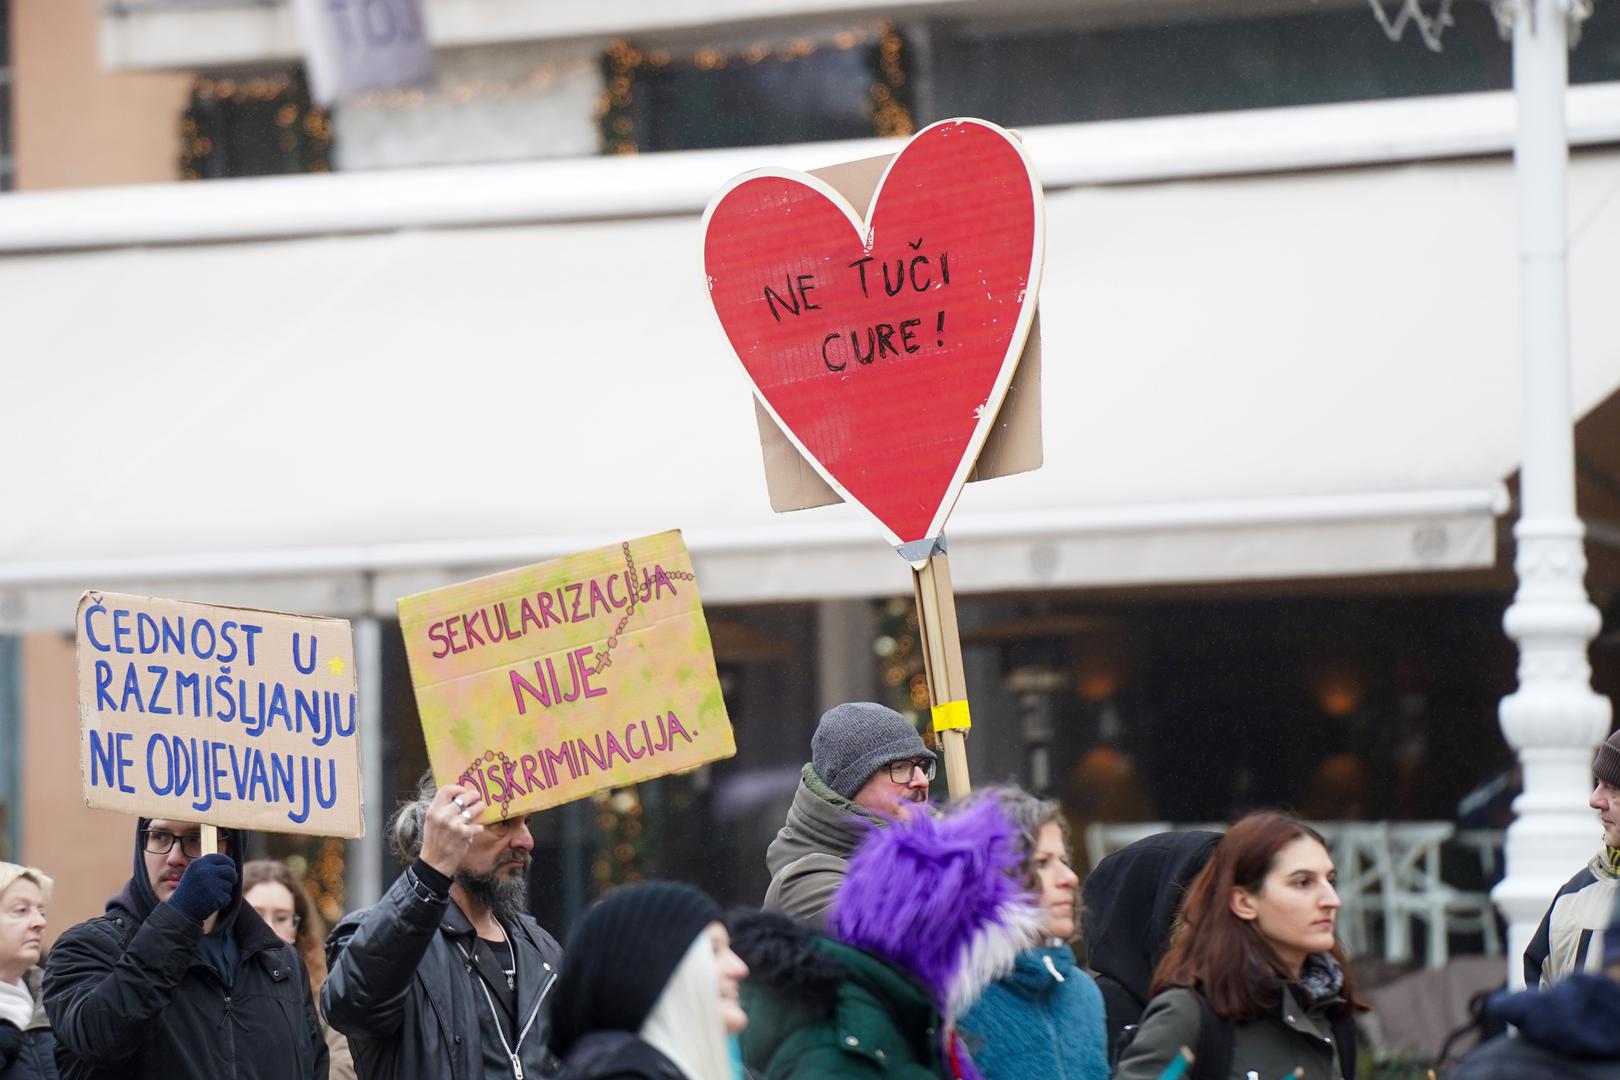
<box><xmin>0</xmin><ymin>863</ymin><xmax>57</xmax><ymax>1080</ymax></box>
<box><xmin>548</xmin><ymin>882</ymin><xmax>749</xmax><ymax>1080</ymax></box>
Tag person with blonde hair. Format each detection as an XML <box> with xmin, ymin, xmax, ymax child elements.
<box><xmin>0</xmin><ymin>862</ymin><xmax>54</xmax><ymax>1080</ymax></box>
<box><xmin>242</xmin><ymin>860</ymin><xmax>355</xmax><ymax>1080</ymax></box>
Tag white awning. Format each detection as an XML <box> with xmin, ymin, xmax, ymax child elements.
<box><xmin>8</xmin><ymin>95</ymin><xmax>1620</xmax><ymax>631</ymax></box>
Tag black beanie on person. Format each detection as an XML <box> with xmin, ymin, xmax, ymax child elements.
<box><xmin>547</xmin><ymin>881</ymin><xmax>723</xmax><ymax>1060</ymax></box>
<box><xmin>1596</xmin><ymin>728</ymin><xmax>1620</xmax><ymax>789</ymax></box>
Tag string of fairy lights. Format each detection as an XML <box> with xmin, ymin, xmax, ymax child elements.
<box><xmin>877</xmin><ymin>598</ymin><xmax>931</xmax><ymax>724</ymax></box>
<box><xmin>180</xmin><ymin>73</ymin><xmax>331</xmax><ymax>179</ymax></box>
<box><xmin>600</xmin><ymin>22</ymin><xmax>913</xmax><ymax>154</ymax></box>
<box><xmin>178</xmin><ymin>21</ymin><xmax>913</xmax><ymax>175</ymax></box>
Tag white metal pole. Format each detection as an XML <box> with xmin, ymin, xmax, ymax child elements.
<box><xmin>1493</xmin><ymin>0</ymin><xmax>1611</xmax><ymax>989</ymax></box>
<box><xmin>349</xmin><ymin>616</ymin><xmax>386</xmax><ymax>908</ymax></box>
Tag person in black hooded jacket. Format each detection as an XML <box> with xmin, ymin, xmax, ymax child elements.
<box><xmin>42</xmin><ymin>818</ymin><xmax>327</xmax><ymax>1080</ymax></box>
<box><xmin>1079</xmin><ymin>829</ymin><xmax>1221</xmax><ymax>1063</ymax></box>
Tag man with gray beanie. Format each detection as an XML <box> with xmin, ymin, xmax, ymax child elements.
<box><xmin>762</xmin><ymin>701</ymin><xmax>935</xmax><ymax>927</ymax></box>
<box><xmin>1524</xmin><ymin>726</ymin><xmax>1620</xmax><ymax>988</ymax></box>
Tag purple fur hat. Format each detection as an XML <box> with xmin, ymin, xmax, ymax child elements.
<box><xmin>828</xmin><ymin>797</ymin><xmax>1043</xmax><ymax>1024</ymax></box>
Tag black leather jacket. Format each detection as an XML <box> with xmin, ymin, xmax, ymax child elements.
<box><xmin>323</xmin><ymin>864</ymin><xmax>564</xmax><ymax>1080</ymax></box>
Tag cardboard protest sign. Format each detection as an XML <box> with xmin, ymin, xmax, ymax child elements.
<box><xmin>75</xmin><ymin>591</ymin><xmax>364</xmax><ymax>836</ymax></box>
<box><xmin>704</xmin><ymin>117</ymin><xmax>1045</xmax><ymax>548</ymax></box>
<box><xmin>757</xmin><ymin>151</ymin><xmax>1044</xmax><ymax>514</ymax></box>
<box><xmin>396</xmin><ymin>530</ymin><xmax>735</xmax><ymax>820</ymax></box>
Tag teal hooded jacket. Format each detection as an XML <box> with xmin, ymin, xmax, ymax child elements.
<box><xmin>957</xmin><ymin>945</ymin><xmax>1108</xmax><ymax>1080</ymax></box>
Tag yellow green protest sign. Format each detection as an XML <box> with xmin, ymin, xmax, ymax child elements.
<box><xmin>397</xmin><ymin>530</ymin><xmax>735</xmax><ymax>819</ymax></box>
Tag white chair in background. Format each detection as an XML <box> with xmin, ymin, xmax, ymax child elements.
<box><xmin>1084</xmin><ymin>821</ymin><xmax>1172</xmax><ymax>869</ymax></box>
<box><xmin>1315</xmin><ymin>821</ymin><xmax>1391</xmax><ymax>959</ymax></box>
<box><xmin>1383</xmin><ymin>821</ymin><xmax>1500</xmax><ymax>968</ymax></box>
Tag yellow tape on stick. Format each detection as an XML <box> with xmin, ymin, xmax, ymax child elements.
<box><xmin>931</xmin><ymin>700</ymin><xmax>972</xmax><ymax>732</ymax></box>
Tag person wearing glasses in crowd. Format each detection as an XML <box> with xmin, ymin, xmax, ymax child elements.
<box><xmin>323</xmin><ymin>774</ymin><xmax>565</xmax><ymax>1080</ymax></box>
<box><xmin>763</xmin><ymin>702</ymin><xmax>937</xmax><ymax>928</ymax></box>
<box><xmin>43</xmin><ymin>820</ymin><xmax>328</xmax><ymax>1080</ymax></box>
<box><xmin>242</xmin><ymin>861</ymin><xmax>355</xmax><ymax>1080</ymax></box>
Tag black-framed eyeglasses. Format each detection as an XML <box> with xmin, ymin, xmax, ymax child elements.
<box><xmin>887</xmin><ymin>756</ymin><xmax>937</xmax><ymax>784</ymax></box>
<box><xmin>259</xmin><ymin>910</ymin><xmax>301</xmax><ymax>932</ymax></box>
<box><xmin>140</xmin><ymin>829</ymin><xmax>228</xmax><ymax>858</ymax></box>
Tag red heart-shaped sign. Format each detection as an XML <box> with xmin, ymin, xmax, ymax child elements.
<box><xmin>704</xmin><ymin>118</ymin><xmax>1044</xmax><ymax>550</ymax></box>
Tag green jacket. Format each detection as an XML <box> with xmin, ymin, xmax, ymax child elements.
<box><xmin>1112</xmin><ymin>986</ymin><xmax>1344</xmax><ymax>1080</ymax></box>
<box><xmin>740</xmin><ymin>936</ymin><xmax>952</xmax><ymax>1080</ymax></box>
<box><xmin>762</xmin><ymin>764</ymin><xmax>886</xmax><ymax>929</ymax></box>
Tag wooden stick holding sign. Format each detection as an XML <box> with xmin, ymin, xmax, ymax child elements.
<box><xmin>911</xmin><ymin>548</ymin><xmax>972</xmax><ymax>797</ymax></box>
<box><xmin>199</xmin><ymin>823</ymin><xmax>222</xmax><ymax>934</ymax></box>
<box><xmin>704</xmin><ymin>117</ymin><xmax>1046</xmax><ymax>800</ymax></box>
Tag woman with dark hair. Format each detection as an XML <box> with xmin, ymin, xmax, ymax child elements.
<box><xmin>1113</xmin><ymin>812</ymin><xmax>1367</xmax><ymax>1080</ymax></box>
<box><xmin>956</xmin><ymin>788</ymin><xmax>1107</xmax><ymax>1080</ymax></box>
<box><xmin>242</xmin><ymin>859</ymin><xmax>356</xmax><ymax>1080</ymax></box>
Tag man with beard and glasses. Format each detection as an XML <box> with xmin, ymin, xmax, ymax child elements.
<box><xmin>763</xmin><ymin>701</ymin><xmax>936</xmax><ymax>928</ymax></box>
<box><xmin>324</xmin><ymin>774</ymin><xmax>564</xmax><ymax>1080</ymax></box>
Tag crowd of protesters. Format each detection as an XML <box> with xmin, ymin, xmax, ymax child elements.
<box><xmin>8</xmin><ymin>707</ymin><xmax>1620</xmax><ymax>1079</ymax></box>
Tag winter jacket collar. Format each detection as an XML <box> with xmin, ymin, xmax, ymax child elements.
<box><xmin>436</xmin><ymin>896</ymin><xmax>560</xmax><ymax>1040</ymax></box>
<box><xmin>1590</xmin><ymin>848</ymin><xmax>1620</xmax><ymax>883</ymax></box>
<box><xmin>767</xmin><ymin>764</ymin><xmax>886</xmax><ymax>873</ymax></box>
<box><xmin>22</xmin><ymin>966</ymin><xmax>48</xmax><ymax>1033</ymax></box>
<box><xmin>1489</xmin><ymin>973</ymin><xmax>1620</xmax><ymax>1059</ymax></box>
<box><xmin>998</xmin><ymin>945</ymin><xmax>1079</xmax><ymax>1001</ymax></box>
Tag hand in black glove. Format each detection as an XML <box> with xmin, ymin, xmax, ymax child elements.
<box><xmin>168</xmin><ymin>853</ymin><xmax>237</xmax><ymax>922</ymax></box>
<box><xmin>0</xmin><ymin>1020</ymin><xmax>24</xmax><ymax>1068</ymax></box>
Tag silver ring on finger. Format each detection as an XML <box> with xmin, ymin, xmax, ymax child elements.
<box><xmin>461</xmin><ymin>808</ymin><xmax>473</xmax><ymax>821</ymax></box>
<box><xmin>452</xmin><ymin>796</ymin><xmax>466</xmax><ymax>809</ymax></box>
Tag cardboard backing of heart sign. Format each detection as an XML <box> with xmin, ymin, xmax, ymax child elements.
<box><xmin>705</xmin><ymin>118</ymin><xmax>1045</xmax><ymax>549</ymax></box>
<box><xmin>756</xmin><ymin>149</ymin><xmax>1043</xmax><ymax>515</ymax></box>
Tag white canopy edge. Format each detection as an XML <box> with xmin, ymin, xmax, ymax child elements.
<box><xmin>0</xmin><ymin>487</ymin><xmax>1505</xmax><ymax>633</ymax></box>
<box><xmin>4</xmin><ymin>83</ymin><xmax>1620</xmax><ymax>253</ymax></box>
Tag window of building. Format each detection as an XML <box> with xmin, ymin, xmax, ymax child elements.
<box><xmin>603</xmin><ymin>2</ymin><xmax>1620</xmax><ymax>152</ymax></box>
<box><xmin>0</xmin><ymin>637</ymin><xmax>18</xmax><ymax>861</ymax></box>
<box><xmin>1</xmin><ymin>0</ymin><xmax>14</xmax><ymax>192</ymax></box>
<box><xmin>181</xmin><ymin>71</ymin><xmax>333</xmax><ymax>180</ymax></box>
<box><xmin>599</xmin><ymin>23</ymin><xmax>914</xmax><ymax>155</ymax></box>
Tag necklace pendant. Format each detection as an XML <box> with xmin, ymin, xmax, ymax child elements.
<box><xmin>507</xmin><ymin>973</ymin><xmax>515</xmax><ymax>991</ymax></box>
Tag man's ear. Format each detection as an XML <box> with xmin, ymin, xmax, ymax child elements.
<box><xmin>1230</xmin><ymin>886</ymin><xmax>1259</xmax><ymax>923</ymax></box>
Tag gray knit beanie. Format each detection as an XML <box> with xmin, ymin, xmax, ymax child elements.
<box><xmin>1595</xmin><ymin>727</ymin><xmax>1620</xmax><ymax>789</ymax></box>
<box><xmin>812</xmin><ymin>702</ymin><xmax>933</xmax><ymax>800</ymax></box>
